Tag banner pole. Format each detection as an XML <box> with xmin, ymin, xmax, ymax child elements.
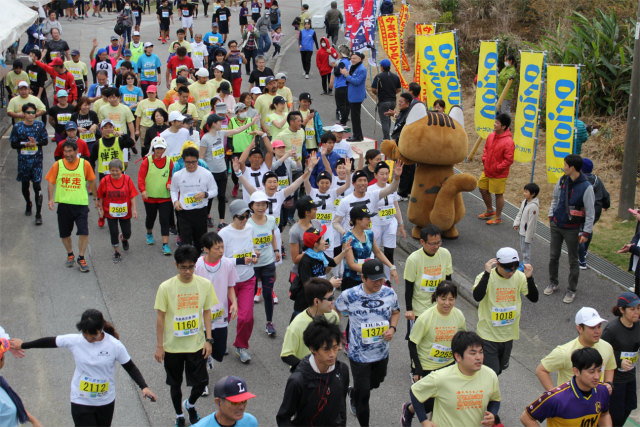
<box><xmin>529</xmin><ymin>52</ymin><xmax>547</xmax><ymax>182</ymax></box>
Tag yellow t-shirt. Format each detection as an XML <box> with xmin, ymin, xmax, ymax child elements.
<box><xmin>403</xmin><ymin>247</ymin><xmax>453</xmax><ymax>316</ymax></box>
<box><xmin>6</xmin><ymin>71</ymin><xmax>29</xmax><ymax>95</ymax></box>
<box><xmin>64</xmin><ymin>60</ymin><xmax>89</xmax><ymax>82</ymax></box>
<box><xmin>254</xmin><ymin>93</ymin><xmax>275</xmax><ymax>126</ymax></box>
<box><xmin>168</xmin><ymin>40</ymin><xmax>193</xmax><ymax>53</ymax></box>
<box><xmin>541</xmin><ymin>337</ymin><xmax>617</xmax><ymax>386</ymax></box>
<box><xmin>135</xmin><ymin>98</ymin><xmax>167</xmax><ymax>128</ymax></box>
<box><xmin>168</xmin><ymin>101</ymin><xmax>198</xmax><ymax>118</ymax></box>
<box><xmin>276</xmin><ymin>86</ymin><xmax>293</xmax><ymax>108</ymax></box>
<box><xmin>154</xmin><ymin>274</ymin><xmax>217</xmax><ymax>353</ymax></box>
<box><xmin>473</xmin><ymin>269</ymin><xmax>529</xmax><ymax>342</ymax></box>
<box><xmin>279</xmin><ymin>128</ymin><xmax>305</xmax><ymax>161</ymax></box>
<box><xmin>265</xmin><ymin>112</ymin><xmax>287</xmax><ymax>139</ymax></box>
<box><xmin>280</xmin><ymin>310</ymin><xmax>340</xmax><ymax>361</ymax></box>
<box><xmin>93</xmin><ymin>98</ymin><xmax>107</xmax><ymax>113</ymax></box>
<box><xmin>409</xmin><ymin>305</ymin><xmax>466</xmax><ymax>371</ymax></box>
<box><xmin>98</xmin><ymin>103</ymin><xmax>135</xmax><ymax>134</ymax></box>
<box><xmin>189</xmin><ymin>82</ymin><xmax>217</xmax><ymax>119</ymax></box>
<box><xmin>300</xmin><ymin>110</ymin><xmax>317</xmax><ymax>150</ymax></box>
<box><xmin>208</xmin><ymin>78</ymin><xmax>231</xmax><ymax>95</ymax></box>
<box><xmin>7</xmin><ymin>95</ymin><xmax>46</xmax><ymax>120</ymax></box>
<box><xmin>412</xmin><ymin>364</ymin><xmax>501</xmax><ymax>427</ymax></box>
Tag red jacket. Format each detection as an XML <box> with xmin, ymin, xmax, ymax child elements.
<box><xmin>315</xmin><ymin>37</ymin><xmax>337</xmax><ymax>76</ymax></box>
<box><xmin>482</xmin><ymin>129</ymin><xmax>514</xmax><ymax>178</ymax></box>
<box><xmin>35</xmin><ymin>60</ymin><xmax>78</xmax><ymax>104</ymax></box>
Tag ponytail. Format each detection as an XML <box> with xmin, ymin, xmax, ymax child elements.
<box><xmin>103</xmin><ymin>321</ymin><xmax>120</xmax><ymax>340</ymax></box>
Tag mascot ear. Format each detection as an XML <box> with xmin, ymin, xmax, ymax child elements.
<box><xmin>405</xmin><ymin>103</ymin><xmax>427</xmax><ymax>126</ymax></box>
<box><xmin>448</xmin><ymin>105</ymin><xmax>465</xmax><ymax>127</ymax></box>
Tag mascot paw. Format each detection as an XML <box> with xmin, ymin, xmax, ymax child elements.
<box><xmin>442</xmin><ymin>226</ymin><xmax>460</xmax><ymax>240</ymax></box>
<box><xmin>411</xmin><ymin>225</ymin><xmax>422</xmax><ymax>239</ymax></box>
<box><xmin>381</xmin><ymin>139</ymin><xmax>399</xmax><ymax>160</ymax></box>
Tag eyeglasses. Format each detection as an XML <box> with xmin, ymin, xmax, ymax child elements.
<box><xmin>320</xmin><ymin>294</ymin><xmax>335</xmax><ymax>301</ymax></box>
<box><xmin>25</xmin><ymin>111</ymin><xmax>36</xmax><ymax>115</ymax></box>
<box><xmin>184</xmin><ymin>160</ymin><xmax>198</xmax><ymax>165</ymax></box>
<box><xmin>225</xmin><ymin>399</ymin><xmax>247</xmax><ymax>406</ymax></box>
<box><xmin>236</xmin><ymin>213</ymin><xmax>250</xmax><ymax>221</ymax></box>
<box><xmin>178</xmin><ymin>264</ymin><xmax>195</xmax><ymax>271</ymax></box>
<box><xmin>499</xmin><ymin>264</ymin><xmax>518</xmax><ymax>273</ymax></box>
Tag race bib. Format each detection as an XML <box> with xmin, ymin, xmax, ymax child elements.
<box><xmin>621</xmin><ymin>351</ymin><xmax>639</xmax><ymax>367</ymax></box>
<box><xmin>57</xmin><ymin>113</ymin><xmax>71</xmax><ymax>124</ymax></box>
<box><xmin>162</xmin><ymin>10</ymin><xmax>169</xmax><ymax>17</ymax></box>
<box><xmin>170</xmin><ymin>154</ymin><xmax>182</xmax><ymax>163</ymax></box>
<box><xmin>231</xmin><ymin>64</ymin><xmax>239</xmax><ymax>73</ymax></box>
<box><xmin>233</xmin><ymin>251</ymin><xmax>253</xmax><ymax>259</ymax></box>
<box><xmin>208</xmin><ymin>36</ymin><xmax>217</xmax><ymax>44</ymax></box>
<box><xmin>253</xmin><ymin>235</ymin><xmax>272</xmax><ymax>246</ymax></box>
<box><xmin>182</xmin><ymin>9</ymin><xmax>189</xmax><ymax>15</ymax></box>
<box><xmin>133</xmin><ymin>10</ymin><xmax>139</xmax><ymax>16</ymax></box>
<box><xmin>54</xmin><ymin>76</ymin><xmax>66</xmax><ymax>89</ymax></box>
<box><xmin>183</xmin><ymin>192</ymin><xmax>200</xmax><ymax>208</ymax></box>
<box><xmin>123</xmin><ymin>94</ymin><xmax>137</xmax><ymax>104</ymax></box>
<box><xmin>194</xmin><ymin>50</ymin><xmax>203</xmax><ymax>57</ymax></box>
<box><xmin>79</xmin><ymin>377</ymin><xmax>109</xmax><ymax>398</ymax></box>
<box><xmin>109</xmin><ymin>202</ymin><xmax>128</xmax><ymax>217</ymax></box>
<box><xmin>334</xmin><ymin>199</ymin><xmax>341</xmax><ymax>206</ymax></box>
<box><xmin>491</xmin><ymin>305</ymin><xmax>517</xmax><ymax>327</ymax></box>
<box><xmin>259</xmin><ymin>76</ymin><xmax>266</xmax><ymax>86</ymax></box>
<box><xmin>316</xmin><ymin>212</ymin><xmax>332</xmax><ymax>222</ymax></box>
<box><xmin>20</xmin><ymin>144</ymin><xmax>37</xmax><ymax>155</ymax></box>
<box><xmin>305</xmin><ymin>128</ymin><xmax>315</xmax><ymax>140</ymax></box>
<box><xmin>50</xmin><ymin>51</ymin><xmax>60</xmax><ymax>59</ymax></box>
<box><xmin>70</xmin><ymin>68</ymin><xmax>83</xmax><ymax>80</ymax></box>
<box><xmin>143</xmin><ymin>69</ymin><xmax>156</xmax><ymax>78</ymax></box>
<box><xmin>80</xmin><ymin>132</ymin><xmax>96</xmax><ymax>141</ymax></box>
<box><xmin>420</xmin><ymin>273</ymin><xmax>442</xmax><ymax>293</ymax></box>
<box><xmin>356</xmin><ymin>257</ymin><xmax>373</xmax><ymax>266</ymax></box>
<box><xmin>379</xmin><ymin>207</ymin><xmax>396</xmax><ymax>219</ymax></box>
<box><xmin>427</xmin><ymin>343</ymin><xmax>453</xmax><ymax>364</ymax></box>
<box><xmin>211</xmin><ymin>308</ymin><xmax>224</xmax><ymax>322</ymax></box>
<box><xmin>251</xmin><ymin>7</ymin><xmax>259</xmax><ymax>13</ymax></box>
<box><xmin>198</xmin><ymin>99</ymin><xmax>210</xmax><ymax>110</ymax></box>
<box><xmin>144</xmin><ymin>108</ymin><xmax>155</xmax><ymax>119</ymax></box>
<box><xmin>212</xmin><ymin>147</ymin><xmax>224</xmax><ymax>159</ymax></box>
<box><xmin>173</xmin><ymin>313</ymin><xmax>199</xmax><ymax>336</ymax></box>
<box><xmin>28</xmin><ymin>70</ymin><xmax>37</xmax><ymax>82</ymax></box>
<box><xmin>361</xmin><ymin>320</ymin><xmax>389</xmax><ymax>344</ymax></box>
<box><xmin>219</xmin><ymin>13</ymin><xmax>227</xmax><ymax>20</ymax></box>
<box><xmin>277</xmin><ymin>177</ymin><xmax>289</xmax><ymax>189</ymax></box>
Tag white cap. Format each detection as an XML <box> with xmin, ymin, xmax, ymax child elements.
<box><xmin>250</xmin><ymin>86</ymin><xmax>262</xmax><ymax>95</ymax></box>
<box><xmin>496</xmin><ymin>247</ymin><xmax>519</xmax><ymax>264</ymax></box>
<box><xmin>168</xmin><ymin>111</ymin><xmax>185</xmax><ymax>122</ymax></box>
<box><xmin>17</xmin><ymin>81</ymin><xmax>29</xmax><ymax>88</ymax></box>
<box><xmin>575</xmin><ymin>307</ymin><xmax>607</xmax><ymax>327</ymax></box>
<box><xmin>195</xmin><ymin>68</ymin><xmax>209</xmax><ymax>78</ymax></box>
<box><xmin>144</xmin><ymin>42</ymin><xmax>154</xmax><ymax>48</ymax></box>
<box><xmin>249</xmin><ymin>190</ymin><xmax>268</xmax><ymax>204</ymax></box>
<box><xmin>330</xmin><ymin>124</ymin><xmax>345</xmax><ymax>133</ymax></box>
<box><xmin>275</xmin><ymin>72</ymin><xmax>287</xmax><ymax>79</ymax></box>
<box><xmin>133</xmin><ymin>31</ymin><xmax>141</xmax><ymax>36</ymax></box>
<box><xmin>150</xmin><ymin>136</ymin><xmax>167</xmax><ymax>151</ymax></box>
<box><xmin>214</xmin><ymin>65</ymin><xmax>224</xmax><ymax>72</ymax></box>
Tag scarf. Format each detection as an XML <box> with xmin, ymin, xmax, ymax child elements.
<box><xmin>0</xmin><ymin>376</ymin><xmax>28</xmax><ymax>424</ymax></box>
<box><xmin>304</xmin><ymin>248</ymin><xmax>328</xmax><ymax>267</ymax></box>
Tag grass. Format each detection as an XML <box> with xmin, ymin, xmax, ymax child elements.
<box><xmin>590</xmin><ymin>217</ymin><xmax>638</xmax><ymax>270</ymax></box>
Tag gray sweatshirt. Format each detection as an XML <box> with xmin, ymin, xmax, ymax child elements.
<box><xmin>514</xmin><ymin>197</ymin><xmax>539</xmax><ymax>243</ymax></box>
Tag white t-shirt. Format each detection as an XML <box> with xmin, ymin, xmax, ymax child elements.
<box><xmin>195</xmin><ymin>256</ymin><xmax>238</xmax><ymax>328</ymax></box>
<box><xmin>219</xmin><ymin>224</ymin><xmax>255</xmax><ymax>282</ymax></box>
<box><xmin>333</xmin><ymin>138</ymin><xmax>353</xmax><ymax>159</ymax></box>
<box><xmin>242</xmin><ymin>163</ymin><xmax>270</xmax><ymax>203</ymax></box>
<box><xmin>170</xmin><ymin>166</ymin><xmax>218</xmax><ymax>210</ymax></box>
<box><xmin>310</xmin><ymin>187</ymin><xmax>339</xmax><ymax>251</ymax></box>
<box><xmin>334</xmin><ymin>188</ymin><xmax>382</xmax><ymax>231</ymax></box>
<box><xmin>56</xmin><ymin>333</ymin><xmax>130</xmax><ymax>406</ymax></box>
<box><xmin>332</xmin><ymin>174</ymin><xmax>354</xmax><ymax>198</ymax></box>
<box><xmin>372</xmin><ymin>184</ymin><xmax>398</xmax><ymax>226</ymax></box>
<box><xmin>160</xmin><ymin>127</ymin><xmax>192</xmax><ymax>161</ymax></box>
<box><xmin>264</xmin><ymin>189</ymin><xmax>286</xmax><ymax>226</ymax></box>
<box><xmin>200</xmin><ymin>130</ymin><xmax>227</xmax><ymax>173</ymax></box>
<box><xmin>190</xmin><ymin>42</ymin><xmax>209</xmax><ymax>69</ymax></box>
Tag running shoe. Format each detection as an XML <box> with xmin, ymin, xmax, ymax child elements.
<box><xmin>563</xmin><ymin>290</ymin><xmax>576</xmax><ymax>304</ymax></box>
<box><xmin>273</xmin><ymin>290</ymin><xmax>278</xmax><ymax>304</ymax></box>
<box><xmin>217</xmin><ymin>221</ymin><xmax>228</xmax><ymax>230</ymax></box>
<box><xmin>183</xmin><ymin>400</ymin><xmax>200</xmax><ymax>425</ymax></box>
<box><xmin>348</xmin><ymin>386</ymin><xmax>357</xmax><ymax>416</ymax></box>
<box><xmin>35</xmin><ymin>214</ymin><xmax>43</xmax><ymax>226</ymax></box>
<box><xmin>265</xmin><ymin>322</ymin><xmax>276</xmax><ymax>337</ymax></box>
<box><xmin>25</xmin><ymin>201</ymin><xmax>32</xmax><ymax>216</ymax></box>
<box><xmin>65</xmin><ymin>254</ymin><xmax>75</xmax><ymax>268</ymax></box>
<box><xmin>98</xmin><ymin>217</ymin><xmax>105</xmax><ymax>228</ymax></box>
<box><xmin>207</xmin><ymin>217</ymin><xmax>214</xmax><ymax>228</ymax></box>
<box><xmin>486</xmin><ymin>218</ymin><xmax>502</xmax><ymax>225</ymax></box>
<box><xmin>305</xmin><ymin>74</ymin><xmax>309</xmax><ymax>79</ymax></box>
<box><xmin>120</xmin><ymin>235</ymin><xmax>129</xmax><ymax>250</ymax></box>
<box><xmin>175</xmin><ymin>416</ymin><xmax>186</xmax><ymax>427</ymax></box>
<box><xmin>579</xmin><ymin>263</ymin><xmax>588</xmax><ymax>270</ymax></box>
<box><xmin>235</xmin><ymin>347</ymin><xmax>251</xmax><ymax>363</ymax></box>
<box><xmin>477</xmin><ymin>210</ymin><xmax>495</xmax><ymax>220</ymax></box>
<box><xmin>401</xmin><ymin>402</ymin><xmax>414</xmax><ymax>427</ymax></box>
<box><xmin>231</xmin><ymin>183</ymin><xmax>239</xmax><ymax>198</ymax></box>
<box><xmin>113</xmin><ymin>252</ymin><xmax>122</xmax><ymax>263</ymax></box>
<box><xmin>146</xmin><ymin>233</ymin><xmax>155</xmax><ymax>245</ymax></box>
<box><xmin>254</xmin><ymin>287</ymin><xmax>262</xmax><ymax>303</ymax></box>
<box><xmin>176</xmin><ymin>236</ymin><xmax>182</xmax><ymax>246</ymax></box>
<box><xmin>280</xmin><ymin>248</ymin><xmax>286</xmax><ymax>259</ymax></box>
<box><xmin>157</xmin><ymin>36</ymin><xmax>162</xmax><ymax>40</ymax></box>
<box><xmin>77</xmin><ymin>257</ymin><xmax>90</xmax><ymax>273</ymax></box>
<box><xmin>543</xmin><ymin>283</ymin><xmax>559</xmax><ymax>295</ymax></box>
<box><xmin>201</xmin><ymin>385</ymin><xmax>209</xmax><ymax>396</ymax></box>
<box><xmin>162</xmin><ymin>243</ymin><xmax>172</xmax><ymax>256</ymax></box>
<box><xmin>169</xmin><ymin>226</ymin><xmax>178</xmax><ymax>235</ymax></box>
<box><xmin>98</xmin><ymin>13</ymin><xmax>102</xmax><ymax>17</ymax></box>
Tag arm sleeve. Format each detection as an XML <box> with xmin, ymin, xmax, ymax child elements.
<box><xmin>21</xmin><ymin>337</ymin><xmax>58</xmax><ymax>349</ymax></box>
<box><xmin>472</xmin><ymin>271</ymin><xmax>490</xmax><ymax>301</ymax></box>
<box><xmin>280</xmin><ymin>355</ymin><xmax>300</xmax><ymax>367</ymax></box>
<box><xmin>408</xmin><ymin>340</ymin><xmax>423</xmax><ymax>373</ymax></box>
<box><xmin>487</xmin><ymin>400</ymin><xmax>500</xmax><ymax>416</ymax></box>
<box><xmin>137</xmin><ymin>158</ymin><xmax>149</xmax><ymax>192</ymax></box>
<box><xmin>313</xmin><ymin>33</ymin><xmax>319</xmax><ymax>49</ymax></box>
<box><xmin>121</xmin><ymin>359</ymin><xmax>149</xmax><ymax>390</ymax></box>
<box><xmin>404</xmin><ymin>280</ymin><xmax>415</xmax><ymax>311</ymax></box>
<box><xmin>410</xmin><ymin>389</ymin><xmax>429</xmax><ymax>423</ymax></box>
<box><xmin>525</xmin><ymin>276</ymin><xmax>539</xmax><ymax>302</ymax></box>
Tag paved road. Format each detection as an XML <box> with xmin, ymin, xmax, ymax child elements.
<box><xmin>1</xmin><ymin>3</ymin><xmax>639</xmax><ymax>427</ymax></box>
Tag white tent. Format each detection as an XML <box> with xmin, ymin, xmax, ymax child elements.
<box><xmin>0</xmin><ymin>0</ymin><xmax>38</xmax><ymax>54</ymax></box>
<box><xmin>17</xmin><ymin>0</ymin><xmax>51</xmax><ymax>7</ymax></box>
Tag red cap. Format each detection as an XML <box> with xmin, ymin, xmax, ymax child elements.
<box><xmin>146</xmin><ymin>84</ymin><xmax>158</xmax><ymax>93</ymax></box>
<box><xmin>49</xmin><ymin>57</ymin><xmax>64</xmax><ymax>66</ymax></box>
<box><xmin>303</xmin><ymin>224</ymin><xmax>327</xmax><ymax>249</ymax></box>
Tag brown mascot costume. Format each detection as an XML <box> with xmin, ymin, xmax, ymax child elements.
<box><xmin>381</xmin><ymin>106</ymin><xmax>477</xmax><ymax>239</ymax></box>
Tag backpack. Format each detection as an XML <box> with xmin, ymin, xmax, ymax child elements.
<box><xmin>270</xmin><ymin>9</ymin><xmax>279</xmax><ymax>25</ymax></box>
<box><xmin>113</xmin><ymin>22</ymin><xmax>124</xmax><ymax>35</ymax></box>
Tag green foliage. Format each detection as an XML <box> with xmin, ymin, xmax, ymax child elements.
<box><xmin>438</xmin><ymin>11</ymin><xmax>454</xmax><ymax>24</ymax></box>
<box><xmin>535</xmin><ymin>9</ymin><xmax>635</xmax><ymax>116</ymax></box>
<box><xmin>441</xmin><ymin>0</ymin><xmax>459</xmax><ymax>15</ymax></box>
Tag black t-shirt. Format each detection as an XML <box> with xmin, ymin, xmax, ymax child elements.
<box><xmin>371</xmin><ymin>71</ymin><xmax>401</xmax><ymax>103</ymax></box>
<box><xmin>26</xmin><ymin>64</ymin><xmax>47</xmax><ymax>95</ymax></box>
<box><xmin>178</xmin><ymin>3</ymin><xmax>194</xmax><ymax>17</ymax></box>
<box><xmin>44</xmin><ymin>39</ymin><xmax>70</xmax><ymax>63</ymax></box>
<box><xmin>71</xmin><ymin>111</ymin><xmax>101</xmax><ymax>141</ymax></box>
<box><xmin>216</xmin><ymin>7</ymin><xmax>231</xmax><ymax>23</ymax></box>
<box><xmin>248</xmin><ymin>67</ymin><xmax>274</xmax><ymax>88</ymax></box>
<box><xmin>49</xmin><ymin>104</ymin><xmax>76</xmax><ymax>134</ymax></box>
<box><xmin>131</xmin><ymin>5</ymin><xmax>143</xmax><ymax>19</ymax></box>
<box><xmin>157</xmin><ymin>5</ymin><xmax>173</xmax><ymax>21</ymax></box>
<box><xmin>601</xmin><ymin>318</ymin><xmax>640</xmax><ymax>383</ymax></box>
<box><xmin>294</xmin><ymin>252</ymin><xmax>337</xmax><ymax>312</ymax></box>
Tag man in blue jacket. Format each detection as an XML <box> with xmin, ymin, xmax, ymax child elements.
<box><xmin>333</xmin><ymin>45</ymin><xmax>351</xmax><ymax>126</ymax></box>
<box><xmin>340</xmin><ymin>52</ymin><xmax>367</xmax><ymax>142</ymax></box>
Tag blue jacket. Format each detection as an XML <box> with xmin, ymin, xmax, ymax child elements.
<box><xmin>550</xmin><ymin>173</ymin><xmax>595</xmax><ymax>233</ymax></box>
<box><xmin>299</xmin><ymin>28</ymin><xmax>316</xmax><ymax>52</ymax></box>
<box><xmin>346</xmin><ymin>63</ymin><xmax>367</xmax><ymax>103</ymax></box>
<box><xmin>309</xmin><ymin>150</ymin><xmax>340</xmax><ymax>188</ymax></box>
<box><xmin>333</xmin><ymin>58</ymin><xmax>350</xmax><ymax>89</ymax></box>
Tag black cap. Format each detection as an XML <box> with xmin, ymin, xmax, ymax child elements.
<box><xmin>206</xmin><ymin>114</ymin><xmax>225</xmax><ymax>127</ymax></box>
<box><xmin>336</xmin><ymin>158</ymin><xmax>346</xmax><ymax>166</ymax></box>
<box><xmin>183</xmin><ymin>114</ymin><xmax>194</xmax><ymax>123</ymax></box>
<box><xmin>272</xmin><ymin>95</ymin><xmax>286</xmax><ymax>104</ymax></box>
<box><xmin>176</xmin><ymin>76</ymin><xmax>190</xmax><ymax>85</ymax></box>
<box><xmin>264</xmin><ymin>76</ymin><xmax>276</xmax><ymax>84</ymax></box>
<box><xmin>249</xmin><ymin>147</ymin><xmax>263</xmax><ymax>157</ymax></box>
<box><xmin>362</xmin><ymin>259</ymin><xmax>386</xmax><ymax>281</ymax></box>
<box><xmin>351</xmin><ymin>169</ymin><xmax>368</xmax><ymax>182</ymax></box>
<box><xmin>262</xmin><ymin>171</ymin><xmax>278</xmax><ymax>183</ymax></box>
<box><xmin>299</xmin><ymin>92</ymin><xmax>312</xmax><ymax>102</ymax></box>
<box><xmin>317</xmin><ymin>171</ymin><xmax>332</xmax><ymax>183</ymax></box>
<box><xmin>349</xmin><ymin>206</ymin><xmax>376</xmax><ymax>221</ymax></box>
<box><xmin>296</xmin><ymin>195</ymin><xmax>316</xmax><ymax>213</ymax></box>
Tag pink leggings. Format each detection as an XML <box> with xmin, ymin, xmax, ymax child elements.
<box><xmin>233</xmin><ymin>275</ymin><xmax>256</xmax><ymax>349</ymax></box>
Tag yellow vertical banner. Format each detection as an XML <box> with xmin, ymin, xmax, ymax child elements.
<box><xmin>416</xmin><ymin>31</ymin><xmax>461</xmax><ymax>110</ymax></box>
<box><xmin>546</xmin><ymin>65</ymin><xmax>579</xmax><ymax>183</ymax></box>
<box><xmin>378</xmin><ymin>15</ymin><xmax>409</xmax><ymax>89</ymax></box>
<box><xmin>513</xmin><ymin>51</ymin><xmax>546</xmax><ymax>163</ymax></box>
<box><xmin>474</xmin><ymin>41</ymin><xmax>498</xmax><ymax>139</ymax></box>
<box><xmin>414</xmin><ymin>23</ymin><xmax>435</xmax><ymax>87</ymax></box>
<box><xmin>398</xmin><ymin>4</ymin><xmax>410</xmax><ymax>71</ymax></box>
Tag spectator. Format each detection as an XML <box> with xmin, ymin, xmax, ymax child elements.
<box><xmin>617</xmin><ymin>208</ymin><xmax>640</xmax><ymax>297</ymax></box>
<box><xmin>371</xmin><ymin>59</ymin><xmax>401</xmax><ymax>140</ymax></box>
<box><xmin>578</xmin><ymin>158</ymin><xmax>610</xmax><ymax>269</ymax></box>
<box><xmin>324</xmin><ymin>1</ymin><xmax>344</xmax><ymax>45</ymax></box>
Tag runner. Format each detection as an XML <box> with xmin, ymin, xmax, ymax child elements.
<box><xmin>335</xmin><ymin>258</ymin><xmax>400</xmax><ymax>427</ymax></box>
<box><xmin>162</xmin><ymin>111</ymin><xmax>192</xmax><ymax>161</ymax></box>
<box><xmin>178</xmin><ymin>0</ymin><xmax>196</xmax><ymax>39</ymax></box>
<box><xmin>97</xmin><ymin>159</ymin><xmax>138</xmax><ymax>263</ymax></box>
<box><xmin>137</xmin><ymin>42</ymin><xmax>163</xmax><ymax>96</ymax></box>
<box><xmin>71</xmin><ymin>97</ymin><xmax>100</xmax><ymax>153</ymax></box>
<box><xmin>154</xmin><ymin>245</ymin><xmax>217</xmax><ymax>427</ymax></box>
<box><xmin>98</xmin><ymin>87</ymin><xmax>137</xmax><ymax>149</ymax></box>
<box><xmin>142</xmin><ymin>107</ymin><xmax>170</xmax><ymax>156</ymax></box>
<box><xmin>90</xmin><ymin>119</ymin><xmax>136</xmax><ymax>191</ymax></box>
<box><xmin>409</xmin><ymin>331</ymin><xmax>501</xmax><ymax>427</ymax></box>
<box><xmin>298</xmin><ymin>92</ymin><xmax>323</xmax><ymax>157</ymax></box>
<box><xmin>536</xmin><ymin>307</ymin><xmax>616</xmax><ymax>390</ymax></box>
<box><xmin>521</xmin><ymin>348</ymin><xmax>611</xmax><ymax>427</ymax></box>
<box><xmin>600</xmin><ymin>292</ymin><xmax>640</xmax><ymax>426</ymax></box>
<box><xmin>45</xmin><ymin>139</ymin><xmax>97</xmax><ymax>273</ymax></box>
<box><xmin>277</xmin><ymin>316</ymin><xmax>349</xmax><ymax>427</ymax></box>
<box><xmin>218</xmin><ymin>199</ymin><xmax>259</xmax><ymax>364</ymax></box>
<box><xmin>235</xmin><ymin>137</ymin><xmax>273</xmax><ymax>203</ymax></box>
<box><xmin>53</xmin><ymin>121</ymin><xmax>91</xmax><ymax>161</ymax></box>
<box><xmin>48</xmin><ymin>89</ymin><xmax>76</xmax><ymax>142</ymax></box>
<box><xmin>64</xmin><ymin>50</ymin><xmax>89</xmax><ymax>99</ymax></box>
<box><xmin>157</xmin><ymin>0</ymin><xmax>174</xmax><ymax>44</ymax></box>
<box><xmin>9</xmin><ymin>102</ymin><xmax>49</xmax><ymax>225</ymax></box>
<box><xmin>119</xmin><ymin>72</ymin><xmax>143</xmax><ymax>114</ymax></box>
<box><xmin>170</xmin><ymin>146</ymin><xmax>217</xmax><ymax>251</ymax></box>
<box><xmin>191</xmin><ymin>35</ymin><xmax>209</xmax><ymax>70</ymax></box>
<box><xmin>192</xmin><ymin>376</ymin><xmax>257</xmax><ymax>427</ymax></box>
<box><xmin>189</xmin><ymin>68</ymin><xmax>216</xmax><ymax>127</ymax></box>
<box><xmin>401</xmin><ymin>281</ymin><xmax>466</xmax><ymax>426</ymax></box>
<box><xmin>288</xmin><ymin>196</ymin><xmax>318</xmax><ymax>295</ymax></box>
<box><xmin>472</xmin><ymin>247</ymin><xmax>538</xmax><ymax>375</ymax></box>
<box><xmin>7</xmin><ymin>82</ymin><xmax>47</xmax><ymax>124</ymax></box>
<box><xmin>308</xmin><ymin>133</ymin><xmax>339</xmax><ymax>187</ymax></box>
<box><xmin>226</xmin><ymin>41</ymin><xmax>246</xmax><ymax>99</ymax></box>
<box><xmin>10</xmin><ymin>309</ymin><xmax>156</xmax><ymax>427</ymax></box>
<box><xmin>135</xmin><ymin>86</ymin><xmax>167</xmax><ymax>147</ymax></box>
<box><xmin>270</xmin><ymin>142</ymin><xmax>301</xmax><ymax>231</ymax></box>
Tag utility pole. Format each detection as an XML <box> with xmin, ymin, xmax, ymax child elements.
<box><xmin>618</xmin><ymin>1</ymin><xmax>640</xmax><ymax>219</ymax></box>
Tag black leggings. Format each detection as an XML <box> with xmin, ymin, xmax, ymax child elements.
<box><xmin>321</xmin><ymin>73</ymin><xmax>331</xmax><ymax>93</ymax></box>
<box><xmin>383</xmin><ymin>246</ymin><xmax>394</xmax><ymax>264</ymax></box>
<box><xmin>107</xmin><ymin>217</ymin><xmax>131</xmax><ymax>247</ymax></box>
<box><xmin>70</xmin><ymin>401</ymin><xmax>115</xmax><ymax>427</ymax></box>
<box><xmin>170</xmin><ymin>384</ymin><xmax>206</xmax><ymax>416</ymax></box>
<box><xmin>202</xmin><ymin>0</ymin><xmax>209</xmax><ymax>15</ymax></box>
<box><xmin>300</xmin><ymin>51</ymin><xmax>313</xmax><ymax>74</ymax></box>
<box><xmin>144</xmin><ymin>201</ymin><xmax>172</xmax><ymax>236</ymax></box>
<box><xmin>21</xmin><ymin>181</ymin><xmax>42</xmax><ymax>205</ymax></box>
<box><xmin>209</xmin><ymin>171</ymin><xmax>227</xmax><ymax>220</ymax></box>
<box><xmin>177</xmin><ymin>207</ymin><xmax>208</xmax><ymax>251</ymax></box>
<box><xmin>350</xmin><ymin>102</ymin><xmax>363</xmax><ymax>140</ymax></box>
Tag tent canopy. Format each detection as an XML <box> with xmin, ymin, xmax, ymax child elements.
<box><xmin>18</xmin><ymin>0</ymin><xmax>51</xmax><ymax>7</ymax></box>
<box><xmin>0</xmin><ymin>0</ymin><xmax>38</xmax><ymax>54</ymax></box>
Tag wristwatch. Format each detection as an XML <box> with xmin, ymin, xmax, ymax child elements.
<box><xmin>206</xmin><ymin>338</ymin><xmax>215</xmax><ymax>345</ymax></box>
<box><xmin>389</xmin><ymin>325</ymin><xmax>397</xmax><ymax>332</ymax></box>
<box><xmin>203</xmin><ymin>192</ymin><xmax>209</xmax><ymax>199</ymax></box>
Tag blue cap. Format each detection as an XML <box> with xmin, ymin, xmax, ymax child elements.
<box><xmin>380</xmin><ymin>59</ymin><xmax>391</xmax><ymax>69</ymax></box>
<box><xmin>617</xmin><ymin>292</ymin><xmax>640</xmax><ymax>308</ymax></box>
<box><xmin>56</xmin><ymin>89</ymin><xmax>68</xmax><ymax>97</ymax></box>
<box><xmin>582</xmin><ymin>158</ymin><xmax>593</xmax><ymax>174</ymax></box>
<box><xmin>65</xmin><ymin>121</ymin><xmax>78</xmax><ymax>130</ymax></box>
<box><xmin>123</xmin><ymin>49</ymin><xmax>132</xmax><ymax>56</ymax></box>
<box><xmin>97</xmin><ymin>48</ymin><xmax>107</xmax><ymax>56</ymax></box>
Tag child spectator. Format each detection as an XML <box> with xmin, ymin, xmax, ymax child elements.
<box><xmin>513</xmin><ymin>182</ymin><xmax>540</xmax><ymax>265</ymax></box>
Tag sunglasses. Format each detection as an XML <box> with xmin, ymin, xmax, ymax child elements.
<box><xmin>225</xmin><ymin>399</ymin><xmax>247</xmax><ymax>406</ymax></box>
<box><xmin>236</xmin><ymin>213</ymin><xmax>250</xmax><ymax>221</ymax></box>
<box><xmin>25</xmin><ymin>111</ymin><xmax>36</xmax><ymax>115</ymax></box>
<box><xmin>499</xmin><ymin>263</ymin><xmax>519</xmax><ymax>272</ymax></box>
<box><xmin>321</xmin><ymin>294</ymin><xmax>335</xmax><ymax>301</ymax></box>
